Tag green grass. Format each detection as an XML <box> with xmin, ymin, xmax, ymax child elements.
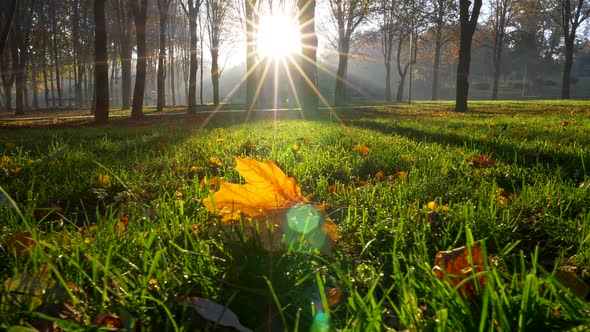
<box><xmin>1</xmin><ymin>100</ymin><xmax>590</xmax><ymax>331</ymax></box>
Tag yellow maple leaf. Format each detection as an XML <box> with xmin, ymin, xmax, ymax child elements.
<box><xmin>203</xmin><ymin>158</ymin><xmax>305</xmax><ymax>221</ymax></box>
<box><xmin>202</xmin><ymin>158</ymin><xmax>338</xmax><ymax>253</ymax></box>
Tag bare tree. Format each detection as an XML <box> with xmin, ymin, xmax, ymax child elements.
<box><xmin>1</xmin><ymin>40</ymin><xmax>15</xmax><ymax>112</ymax></box>
<box><xmin>485</xmin><ymin>0</ymin><xmax>516</xmax><ymax>99</ymax></box>
<box><xmin>111</xmin><ymin>0</ymin><xmax>134</xmax><ymax>110</ymax></box>
<box><xmin>157</xmin><ymin>0</ymin><xmax>173</xmax><ymax>112</ymax></box>
<box><xmin>327</xmin><ymin>0</ymin><xmax>371</xmax><ymax>106</ymax></box>
<box><xmin>94</xmin><ymin>0</ymin><xmax>109</xmax><ymax>123</ymax></box>
<box><xmin>12</xmin><ymin>0</ymin><xmax>35</xmax><ymax>115</ymax></box>
<box><xmin>544</xmin><ymin>0</ymin><xmax>590</xmax><ymax>99</ymax></box>
<box><xmin>429</xmin><ymin>0</ymin><xmax>456</xmax><ymax>100</ymax></box>
<box><xmin>0</xmin><ymin>0</ymin><xmax>17</xmax><ymax>57</ymax></box>
<box><xmin>179</xmin><ymin>0</ymin><xmax>202</xmax><ymax>113</ymax></box>
<box><xmin>392</xmin><ymin>0</ymin><xmax>427</xmax><ymax>102</ymax></box>
<box><xmin>131</xmin><ymin>0</ymin><xmax>148</xmax><ymax>119</ymax></box>
<box><xmin>297</xmin><ymin>0</ymin><xmax>319</xmax><ymax>113</ymax></box>
<box><xmin>455</xmin><ymin>0</ymin><xmax>482</xmax><ymax>112</ymax></box>
<box><xmin>205</xmin><ymin>0</ymin><xmax>229</xmax><ymax>106</ymax></box>
<box><xmin>379</xmin><ymin>0</ymin><xmax>396</xmax><ymax>102</ymax></box>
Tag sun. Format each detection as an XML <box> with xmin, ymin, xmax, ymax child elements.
<box><xmin>257</xmin><ymin>15</ymin><xmax>301</xmax><ymax>59</ymax></box>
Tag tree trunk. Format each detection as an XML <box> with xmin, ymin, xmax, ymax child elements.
<box><xmin>31</xmin><ymin>58</ymin><xmax>39</xmax><ymax>109</ymax></box>
<box><xmin>211</xmin><ymin>47</ymin><xmax>220</xmax><ymax>105</ymax></box>
<box><xmin>187</xmin><ymin>0</ymin><xmax>198</xmax><ymax>113</ymax></box>
<box><xmin>396</xmin><ymin>65</ymin><xmax>409</xmax><ymax>102</ymax></box>
<box><xmin>169</xmin><ymin>19</ymin><xmax>176</xmax><ymax>105</ymax></box>
<box><xmin>157</xmin><ymin>6</ymin><xmax>168</xmax><ymax>112</ymax></box>
<box><xmin>455</xmin><ymin>0</ymin><xmax>482</xmax><ymax>112</ymax></box>
<box><xmin>298</xmin><ymin>0</ymin><xmax>319</xmax><ymax>115</ymax></box>
<box><xmin>94</xmin><ymin>0</ymin><xmax>109</xmax><ymax>123</ymax></box>
<box><xmin>131</xmin><ymin>0</ymin><xmax>148</xmax><ymax>119</ymax></box>
<box><xmin>199</xmin><ymin>17</ymin><xmax>204</xmax><ymax>105</ymax></box>
<box><xmin>0</xmin><ymin>48</ymin><xmax>15</xmax><ymax>113</ymax></box>
<box><xmin>73</xmin><ymin>0</ymin><xmax>83</xmax><ymax>107</ymax></box>
<box><xmin>491</xmin><ymin>40</ymin><xmax>503</xmax><ymax>100</ymax></box>
<box><xmin>51</xmin><ymin>0</ymin><xmax>62</xmax><ymax>107</ymax></box>
<box><xmin>0</xmin><ymin>0</ymin><xmax>17</xmax><ymax>57</ymax></box>
<box><xmin>43</xmin><ymin>59</ymin><xmax>49</xmax><ymax>107</ymax></box>
<box><xmin>385</xmin><ymin>61</ymin><xmax>391</xmax><ymax>102</ymax></box>
<box><xmin>334</xmin><ymin>40</ymin><xmax>349</xmax><ymax>107</ymax></box>
<box><xmin>431</xmin><ymin>39</ymin><xmax>441</xmax><ymax>101</ymax></box>
<box><xmin>245</xmin><ymin>0</ymin><xmax>257</xmax><ymax>110</ymax></box>
<box><xmin>561</xmin><ymin>39</ymin><xmax>574</xmax><ymax>99</ymax></box>
<box><xmin>120</xmin><ymin>41</ymin><xmax>132</xmax><ymax>109</ymax></box>
<box><xmin>11</xmin><ymin>30</ymin><xmax>24</xmax><ymax>115</ymax></box>
<box><xmin>455</xmin><ymin>35</ymin><xmax>473</xmax><ymax>112</ymax></box>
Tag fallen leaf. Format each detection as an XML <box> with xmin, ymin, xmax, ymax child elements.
<box><xmin>241</xmin><ymin>139</ymin><xmax>255</xmax><ymax>155</ymax></box>
<box><xmin>209</xmin><ymin>157</ymin><xmax>223</xmax><ymax>167</ymax></box>
<box><xmin>433</xmin><ymin>245</ymin><xmax>486</xmax><ymax>297</ymax></box>
<box><xmin>92</xmin><ymin>312</ymin><xmax>122</xmax><ymax>328</ymax></box>
<box><xmin>326</xmin><ymin>288</ymin><xmax>344</xmax><ymax>307</ymax></box>
<box><xmin>466</xmin><ymin>155</ymin><xmax>495</xmax><ymax>168</ymax></box>
<box><xmin>203</xmin><ymin>158</ymin><xmax>338</xmax><ymax>253</ymax></box>
<box><xmin>175</xmin><ymin>295</ymin><xmax>252</xmax><ymax>332</ymax></box>
<box><xmin>3</xmin><ymin>263</ymin><xmax>55</xmax><ymax>311</ymax></box>
<box><xmin>374</xmin><ymin>171</ymin><xmax>384</xmax><ymax>181</ymax></box>
<box><xmin>392</xmin><ymin>171</ymin><xmax>408</xmax><ymax>181</ymax></box>
<box><xmin>7</xmin><ymin>231</ymin><xmax>37</xmax><ymax>258</ymax></box>
<box><xmin>555</xmin><ymin>267</ymin><xmax>590</xmax><ymax>299</ymax></box>
<box><xmin>354</xmin><ymin>144</ymin><xmax>370</xmax><ymax>156</ymax></box>
<box><xmin>96</xmin><ymin>174</ymin><xmax>112</xmax><ymax>188</ymax></box>
<box><xmin>202</xmin><ymin>158</ymin><xmax>305</xmax><ymax>221</ymax></box>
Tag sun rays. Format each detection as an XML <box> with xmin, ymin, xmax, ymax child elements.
<box><xmin>197</xmin><ymin>1</ymin><xmax>378</xmax><ymax>130</ymax></box>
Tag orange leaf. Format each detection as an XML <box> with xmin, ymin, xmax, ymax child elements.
<box><xmin>326</xmin><ymin>288</ymin><xmax>344</xmax><ymax>307</ymax></box>
<box><xmin>374</xmin><ymin>171</ymin><xmax>384</xmax><ymax>181</ymax></box>
<box><xmin>7</xmin><ymin>231</ymin><xmax>37</xmax><ymax>258</ymax></box>
<box><xmin>354</xmin><ymin>144</ymin><xmax>370</xmax><ymax>156</ymax></box>
<box><xmin>466</xmin><ymin>155</ymin><xmax>495</xmax><ymax>168</ymax></box>
<box><xmin>203</xmin><ymin>158</ymin><xmax>338</xmax><ymax>253</ymax></box>
<box><xmin>203</xmin><ymin>158</ymin><xmax>306</xmax><ymax>221</ymax></box>
<box><xmin>433</xmin><ymin>245</ymin><xmax>486</xmax><ymax>297</ymax></box>
<box><xmin>92</xmin><ymin>312</ymin><xmax>122</xmax><ymax>328</ymax></box>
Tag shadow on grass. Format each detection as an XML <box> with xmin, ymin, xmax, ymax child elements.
<box><xmin>349</xmin><ymin>117</ymin><xmax>589</xmax><ymax>184</ymax></box>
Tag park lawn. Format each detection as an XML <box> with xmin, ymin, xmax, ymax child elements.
<box><xmin>1</xmin><ymin>100</ymin><xmax>590</xmax><ymax>331</ymax></box>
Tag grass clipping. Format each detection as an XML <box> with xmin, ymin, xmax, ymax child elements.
<box><xmin>202</xmin><ymin>157</ymin><xmax>338</xmax><ymax>254</ymax></box>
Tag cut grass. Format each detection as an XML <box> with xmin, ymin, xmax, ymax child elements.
<box><xmin>1</xmin><ymin>100</ymin><xmax>589</xmax><ymax>331</ymax></box>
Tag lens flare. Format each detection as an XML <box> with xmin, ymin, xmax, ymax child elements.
<box><xmin>283</xmin><ymin>203</ymin><xmax>327</xmax><ymax>252</ymax></box>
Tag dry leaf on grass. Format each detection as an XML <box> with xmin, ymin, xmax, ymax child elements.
<box><xmin>175</xmin><ymin>295</ymin><xmax>252</xmax><ymax>332</ymax></box>
<box><xmin>202</xmin><ymin>158</ymin><xmax>338</xmax><ymax>253</ymax></box>
<box><xmin>433</xmin><ymin>245</ymin><xmax>487</xmax><ymax>297</ymax></box>
<box><xmin>466</xmin><ymin>155</ymin><xmax>495</xmax><ymax>168</ymax></box>
<box><xmin>555</xmin><ymin>267</ymin><xmax>590</xmax><ymax>299</ymax></box>
<box><xmin>7</xmin><ymin>231</ymin><xmax>37</xmax><ymax>259</ymax></box>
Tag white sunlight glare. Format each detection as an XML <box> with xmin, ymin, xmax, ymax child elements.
<box><xmin>257</xmin><ymin>15</ymin><xmax>301</xmax><ymax>59</ymax></box>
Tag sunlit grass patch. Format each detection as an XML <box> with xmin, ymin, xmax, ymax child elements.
<box><xmin>1</xmin><ymin>101</ymin><xmax>590</xmax><ymax>330</ymax></box>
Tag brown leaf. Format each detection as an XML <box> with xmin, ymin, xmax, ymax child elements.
<box><xmin>433</xmin><ymin>245</ymin><xmax>486</xmax><ymax>297</ymax></box>
<box><xmin>466</xmin><ymin>155</ymin><xmax>495</xmax><ymax>168</ymax></box>
<box><xmin>555</xmin><ymin>267</ymin><xmax>590</xmax><ymax>299</ymax></box>
<box><xmin>93</xmin><ymin>312</ymin><xmax>122</xmax><ymax>328</ymax></box>
<box><xmin>7</xmin><ymin>231</ymin><xmax>37</xmax><ymax>258</ymax></box>
<box><xmin>326</xmin><ymin>288</ymin><xmax>344</xmax><ymax>307</ymax></box>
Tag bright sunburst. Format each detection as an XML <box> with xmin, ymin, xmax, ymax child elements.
<box><xmin>257</xmin><ymin>15</ymin><xmax>301</xmax><ymax>59</ymax></box>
